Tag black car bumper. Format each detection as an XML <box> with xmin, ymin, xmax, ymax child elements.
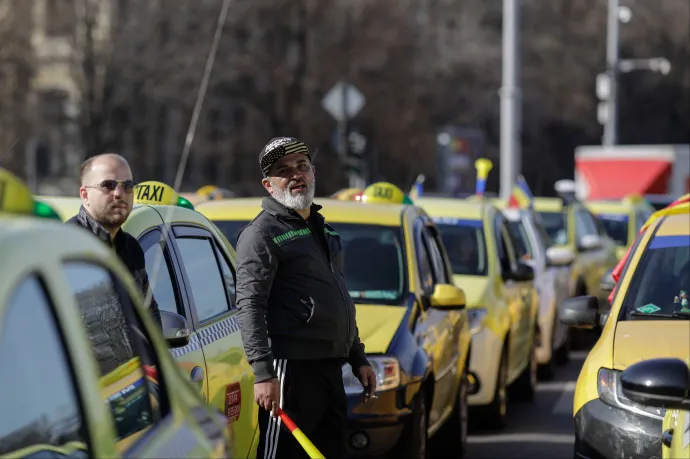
<box><xmin>344</xmin><ymin>386</ymin><xmax>416</xmax><ymax>458</ymax></box>
<box><xmin>574</xmin><ymin>398</ymin><xmax>663</xmax><ymax>459</ymax></box>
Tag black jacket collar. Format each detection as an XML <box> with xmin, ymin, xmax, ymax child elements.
<box><xmin>261</xmin><ymin>197</ymin><xmax>323</xmax><ymax>222</ymax></box>
<box><xmin>76</xmin><ymin>205</ymin><xmax>125</xmax><ymax>247</ymax></box>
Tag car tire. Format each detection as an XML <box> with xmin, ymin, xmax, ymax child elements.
<box><xmin>472</xmin><ymin>348</ymin><xmax>508</xmax><ymax>430</ymax></box>
<box><xmin>432</xmin><ymin>366</ymin><xmax>468</xmax><ymax>458</ymax></box>
<box><xmin>509</xmin><ymin>327</ymin><xmax>537</xmax><ymax>402</ymax></box>
<box><xmin>390</xmin><ymin>391</ymin><xmax>428</xmax><ymax>459</ymax></box>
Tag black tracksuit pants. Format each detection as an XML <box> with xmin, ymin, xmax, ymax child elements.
<box><xmin>257</xmin><ymin>358</ymin><xmax>348</xmax><ymax>459</ymax></box>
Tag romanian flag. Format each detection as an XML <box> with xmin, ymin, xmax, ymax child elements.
<box><xmin>408</xmin><ymin>174</ymin><xmax>425</xmax><ymax>199</ymax></box>
<box><xmin>276</xmin><ymin>408</ymin><xmax>325</xmax><ymax>458</ymax></box>
<box><xmin>608</xmin><ymin>199</ymin><xmax>690</xmax><ymax>304</ymax></box>
<box><xmin>507</xmin><ymin>175</ymin><xmax>534</xmax><ymax>209</ymax></box>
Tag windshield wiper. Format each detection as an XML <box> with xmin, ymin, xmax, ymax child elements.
<box><xmin>629</xmin><ymin>311</ymin><xmax>690</xmax><ymax>320</ymax></box>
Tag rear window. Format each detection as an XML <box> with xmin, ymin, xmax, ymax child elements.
<box><xmin>507</xmin><ymin>220</ymin><xmax>533</xmax><ymax>260</ymax></box>
<box><xmin>213</xmin><ymin>220</ymin><xmax>250</xmax><ymax>247</ymax></box>
<box><xmin>538</xmin><ymin>211</ymin><xmax>568</xmax><ymax>245</ymax></box>
<box><xmin>620</xmin><ymin>234</ymin><xmax>690</xmax><ymax>320</ymax></box>
<box><xmin>597</xmin><ymin>213</ymin><xmax>629</xmax><ymax>246</ymax></box>
<box><xmin>433</xmin><ymin>218</ymin><xmax>488</xmax><ymax>276</ymax></box>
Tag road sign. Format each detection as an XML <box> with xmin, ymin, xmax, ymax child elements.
<box><xmin>322</xmin><ymin>81</ymin><xmax>365</xmax><ymax>122</ymax></box>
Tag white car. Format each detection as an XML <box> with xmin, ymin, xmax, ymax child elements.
<box><xmin>501</xmin><ymin>207</ymin><xmax>576</xmax><ymax>378</ymax></box>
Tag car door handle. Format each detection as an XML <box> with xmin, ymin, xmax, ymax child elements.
<box><xmin>190</xmin><ymin>366</ymin><xmax>204</xmax><ymax>384</ymax></box>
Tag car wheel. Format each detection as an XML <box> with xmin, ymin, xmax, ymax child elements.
<box><xmin>390</xmin><ymin>391</ymin><xmax>428</xmax><ymax>459</ymax></box>
<box><xmin>510</xmin><ymin>328</ymin><xmax>537</xmax><ymax>402</ymax></box>
<box><xmin>432</xmin><ymin>366</ymin><xmax>468</xmax><ymax>457</ymax></box>
<box><xmin>473</xmin><ymin>348</ymin><xmax>508</xmax><ymax>430</ymax></box>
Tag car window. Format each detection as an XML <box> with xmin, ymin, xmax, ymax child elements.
<box><xmin>175</xmin><ymin>236</ymin><xmax>232</xmax><ymax>321</ymax></box>
<box><xmin>538</xmin><ymin>211</ymin><xmax>568</xmax><ymax>245</ymax></box>
<box><xmin>212</xmin><ymin>220</ymin><xmax>251</xmax><ymax>247</ymax></box>
<box><xmin>596</xmin><ymin>213</ymin><xmax>629</xmax><ymax>246</ymax></box>
<box><xmin>434</xmin><ymin>218</ymin><xmax>488</xmax><ymax>276</ymax></box>
<box><xmin>213</xmin><ymin>242</ymin><xmax>237</xmax><ymax>309</ymax></box>
<box><xmin>64</xmin><ymin>262</ymin><xmax>162</xmax><ymax>446</ymax></box>
<box><xmin>531</xmin><ymin>212</ymin><xmax>553</xmax><ymax>250</ymax></box>
<box><xmin>507</xmin><ymin>220</ymin><xmax>534</xmax><ymax>260</ymax></box>
<box><xmin>423</xmin><ymin>227</ymin><xmax>449</xmax><ymax>284</ymax></box>
<box><xmin>620</xmin><ymin>234</ymin><xmax>690</xmax><ymax>319</ymax></box>
<box><xmin>140</xmin><ymin>229</ymin><xmax>183</xmax><ymax>316</ymax></box>
<box><xmin>575</xmin><ymin>209</ymin><xmax>599</xmax><ymax>239</ymax></box>
<box><xmin>0</xmin><ymin>277</ymin><xmax>89</xmax><ymax>457</ymax></box>
<box><xmin>330</xmin><ymin>223</ymin><xmax>408</xmax><ymax>304</ymax></box>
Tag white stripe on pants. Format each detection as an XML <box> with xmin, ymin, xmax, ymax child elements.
<box><xmin>265</xmin><ymin>359</ymin><xmax>287</xmax><ymax>459</ymax></box>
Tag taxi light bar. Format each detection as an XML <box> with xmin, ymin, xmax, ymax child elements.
<box><xmin>0</xmin><ymin>168</ymin><xmax>61</xmax><ymax>220</ymax></box>
<box><xmin>33</xmin><ymin>201</ymin><xmax>62</xmax><ymax>220</ymax></box>
<box><xmin>134</xmin><ymin>181</ymin><xmax>195</xmax><ymax>210</ymax></box>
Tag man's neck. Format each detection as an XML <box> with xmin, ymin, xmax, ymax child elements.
<box><xmin>297</xmin><ymin>208</ymin><xmax>310</xmax><ymax>220</ymax></box>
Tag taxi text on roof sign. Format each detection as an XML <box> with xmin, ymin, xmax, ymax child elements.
<box><xmin>134</xmin><ymin>181</ymin><xmax>195</xmax><ymax>209</ymax></box>
<box><xmin>0</xmin><ymin>168</ymin><xmax>61</xmax><ymax>219</ymax></box>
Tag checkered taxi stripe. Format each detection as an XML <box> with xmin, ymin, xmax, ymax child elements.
<box><xmin>169</xmin><ymin>314</ymin><xmax>241</xmax><ymax>359</ymax></box>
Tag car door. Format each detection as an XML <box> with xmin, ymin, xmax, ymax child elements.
<box><xmin>575</xmin><ymin>207</ymin><xmax>612</xmax><ymax>296</ymax></box>
<box><xmin>0</xmin><ymin>276</ymin><xmax>92</xmax><ymax>458</ymax></box>
<box><xmin>139</xmin><ymin>227</ymin><xmax>210</xmax><ymax>401</ymax></box>
<box><xmin>169</xmin><ymin>223</ymin><xmax>257</xmax><ymax>459</ymax></box>
<box><xmin>422</xmin><ymin>221</ymin><xmax>464</xmax><ymax>425</ymax></box>
<box><xmin>62</xmin><ymin>260</ymin><xmax>223</xmax><ymax>457</ymax></box>
<box><xmin>494</xmin><ymin>213</ymin><xmax>531</xmax><ymax>376</ymax></box>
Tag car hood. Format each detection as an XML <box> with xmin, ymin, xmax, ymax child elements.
<box><xmin>452</xmin><ymin>275</ymin><xmax>490</xmax><ymax>307</ymax></box>
<box><xmin>354</xmin><ymin>304</ymin><xmax>407</xmax><ymax>354</ymax></box>
<box><xmin>613</xmin><ymin>321</ymin><xmax>690</xmax><ymax>370</ymax></box>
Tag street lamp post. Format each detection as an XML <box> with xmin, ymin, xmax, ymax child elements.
<box><xmin>603</xmin><ymin>0</ymin><xmax>620</xmax><ymax>147</ymax></box>
<box><xmin>499</xmin><ymin>0</ymin><xmax>521</xmax><ymax>199</ymax></box>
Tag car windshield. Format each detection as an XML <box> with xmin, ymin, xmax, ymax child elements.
<box><xmin>433</xmin><ymin>218</ymin><xmax>488</xmax><ymax>276</ymax></box>
<box><xmin>329</xmin><ymin>223</ymin><xmax>406</xmax><ymax>304</ymax></box>
<box><xmin>597</xmin><ymin>213</ymin><xmax>629</xmax><ymax>246</ymax></box>
<box><xmin>507</xmin><ymin>220</ymin><xmax>533</xmax><ymax>260</ymax></box>
<box><xmin>213</xmin><ymin>220</ymin><xmax>250</xmax><ymax>247</ymax></box>
<box><xmin>538</xmin><ymin>211</ymin><xmax>568</xmax><ymax>245</ymax></box>
<box><xmin>621</xmin><ymin>234</ymin><xmax>690</xmax><ymax>320</ymax></box>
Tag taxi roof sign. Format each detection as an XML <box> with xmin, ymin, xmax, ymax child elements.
<box><xmin>134</xmin><ymin>181</ymin><xmax>195</xmax><ymax>209</ymax></box>
<box><xmin>0</xmin><ymin>168</ymin><xmax>61</xmax><ymax>219</ymax></box>
<box><xmin>361</xmin><ymin>182</ymin><xmax>407</xmax><ymax>205</ymax></box>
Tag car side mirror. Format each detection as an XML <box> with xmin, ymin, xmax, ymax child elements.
<box><xmin>620</xmin><ymin>358</ymin><xmax>690</xmax><ymax>410</ymax></box>
<box><xmin>560</xmin><ymin>295</ymin><xmax>599</xmax><ymax>328</ymax></box>
<box><xmin>546</xmin><ymin>246</ymin><xmax>576</xmax><ymax>267</ymax></box>
<box><xmin>578</xmin><ymin>234</ymin><xmax>602</xmax><ymax>252</ymax></box>
<box><xmin>429</xmin><ymin>284</ymin><xmax>466</xmax><ymax>310</ymax></box>
<box><xmin>511</xmin><ymin>262</ymin><xmax>535</xmax><ymax>282</ymax></box>
<box><xmin>161</xmin><ymin>310</ymin><xmax>191</xmax><ymax>349</ymax></box>
<box><xmin>600</xmin><ymin>269</ymin><xmax>616</xmax><ymax>295</ymax></box>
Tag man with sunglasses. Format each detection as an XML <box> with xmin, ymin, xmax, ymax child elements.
<box><xmin>68</xmin><ymin>153</ymin><xmax>162</xmax><ymax>328</ymax></box>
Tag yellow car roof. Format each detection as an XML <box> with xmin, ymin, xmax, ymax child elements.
<box><xmin>532</xmin><ymin>197</ymin><xmax>564</xmax><ymax>212</ymax></box>
<box><xmin>655</xmin><ymin>212</ymin><xmax>690</xmax><ymax>236</ymax></box>
<box><xmin>414</xmin><ymin>197</ymin><xmax>484</xmax><ymax>220</ymax></box>
<box><xmin>198</xmin><ymin>196</ymin><xmax>406</xmax><ymax>226</ymax></box>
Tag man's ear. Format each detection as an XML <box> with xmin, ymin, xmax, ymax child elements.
<box><xmin>261</xmin><ymin>177</ymin><xmax>272</xmax><ymax>194</ymax></box>
<box><xmin>312</xmin><ymin>165</ymin><xmax>316</xmax><ymax>178</ymax></box>
<box><xmin>79</xmin><ymin>186</ymin><xmax>88</xmax><ymax>203</ymax></box>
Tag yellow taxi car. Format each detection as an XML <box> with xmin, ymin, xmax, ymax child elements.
<box><xmin>620</xmin><ymin>358</ymin><xmax>690</xmax><ymax>459</ymax></box>
<box><xmin>561</xmin><ymin>211</ymin><xmax>690</xmax><ymax>459</ymax></box>
<box><xmin>586</xmin><ymin>194</ymin><xmax>655</xmax><ymax>259</ymax></box>
<box><xmin>0</xmin><ymin>169</ymin><xmax>231</xmax><ymax>458</ymax></box>
<box><xmin>415</xmin><ymin>196</ymin><xmax>539</xmax><ymax>429</ymax></box>
<box><xmin>533</xmin><ymin>195</ymin><xmax>618</xmax><ymax>307</ymax></box>
<box><xmin>36</xmin><ymin>182</ymin><xmax>259</xmax><ymax>458</ymax></box>
<box><xmin>198</xmin><ymin>191</ymin><xmax>474</xmax><ymax>458</ymax></box>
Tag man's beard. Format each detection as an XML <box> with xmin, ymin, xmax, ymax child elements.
<box><xmin>270</xmin><ymin>178</ymin><xmax>315</xmax><ymax>211</ymax></box>
<box><xmin>94</xmin><ymin>201</ymin><xmax>131</xmax><ymax>229</ymax></box>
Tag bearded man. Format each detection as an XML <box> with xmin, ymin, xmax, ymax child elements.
<box><xmin>68</xmin><ymin>153</ymin><xmax>161</xmax><ymax>328</ymax></box>
<box><xmin>234</xmin><ymin>137</ymin><xmax>376</xmax><ymax>459</ymax></box>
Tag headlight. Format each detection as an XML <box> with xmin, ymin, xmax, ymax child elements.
<box><xmin>342</xmin><ymin>356</ymin><xmax>400</xmax><ymax>395</ymax></box>
<box><xmin>597</xmin><ymin>368</ymin><xmax>666</xmax><ymax>421</ymax></box>
<box><xmin>467</xmin><ymin>308</ymin><xmax>488</xmax><ymax>335</ymax></box>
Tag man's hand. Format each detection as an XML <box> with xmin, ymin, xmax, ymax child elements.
<box><xmin>357</xmin><ymin>365</ymin><xmax>377</xmax><ymax>403</ymax></box>
<box><xmin>254</xmin><ymin>378</ymin><xmax>281</xmax><ymax>416</ymax></box>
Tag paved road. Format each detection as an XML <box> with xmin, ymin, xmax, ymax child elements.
<box><xmin>460</xmin><ymin>349</ymin><xmax>589</xmax><ymax>459</ymax></box>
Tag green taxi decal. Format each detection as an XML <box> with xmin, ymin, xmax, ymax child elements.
<box><xmin>272</xmin><ymin>228</ymin><xmax>311</xmax><ymax>245</ymax></box>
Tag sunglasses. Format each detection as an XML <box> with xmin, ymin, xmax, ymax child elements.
<box><xmin>87</xmin><ymin>179</ymin><xmax>138</xmax><ymax>194</ymax></box>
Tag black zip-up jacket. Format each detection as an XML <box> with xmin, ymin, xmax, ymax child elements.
<box><xmin>235</xmin><ymin>197</ymin><xmax>369</xmax><ymax>383</ymax></box>
<box><xmin>68</xmin><ymin>206</ymin><xmax>162</xmax><ymax>328</ymax></box>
